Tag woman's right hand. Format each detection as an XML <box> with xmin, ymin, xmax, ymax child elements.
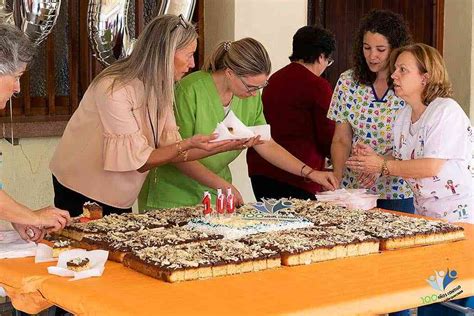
<box><xmin>34</xmin><ymin>206</ymin><xmax>71</xmax><ymax>232</ymax></box>
<box><xmin>219</xmin><ymin>136</ymin><xmax>263</xmax><ymax>152</ymax></box>
<box><xmin>228</xmin><ymin>185</ymin><xmax>244</xmax><ymax>207</ymax></box>
<box><xmin>187</xmin><ymin>134</ymin><xmax>264</xmax><ymax>154</ymax></box>
<box><xmin>309</xmin><ymin>171</ymin><xmax>339</xmax><ymax>191</ymax></box>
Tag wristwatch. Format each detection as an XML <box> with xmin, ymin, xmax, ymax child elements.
<box><xmin>381</xmin><ymin>159</ymin><xmax>390</xmax><ymax>176</ymax></box>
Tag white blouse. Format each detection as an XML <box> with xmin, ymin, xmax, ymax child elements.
<box><xmin>393</xmin><ymin>97</ymin><xmax>473</xmax><ymax>223</ymax></box>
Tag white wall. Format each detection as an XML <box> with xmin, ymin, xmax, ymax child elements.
<box><xmin>234</xmin><ymin>0</ymin><xmax>307</xmax><ymax>74</ymax></box>
<box><xmin>0</xmin><ymin>137</ymin><xmax>59</xmax><ymax>212</ymax></box>
<box><xmin>444</xmin><ymin>0</ymin><xmax>473</xmax><ymax>123</ymax></box>
<box><xmin>204</xmin><ymin>0</ymin><xmax>307</xmax><ymax>203</ymax></box>
<box><xmin>203</xmin><ymin>0</ymin><xmax>235</xmax><ymax>56</ymax></box>
<box><xmin>472</xmin><ymin>0</ymin><xmax>474</xmax><ymax>123</ymax></box>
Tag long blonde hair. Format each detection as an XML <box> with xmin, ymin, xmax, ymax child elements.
<box><xmin>390</xmin><ymin>43</ymin><xmax>452</xmax><ymax>104</ymax></box>
<box><xmin>202</xmin><ymin>38</ymin><xmax>271</xmax><ymax>76</ymax></box>
<box><xmin>92</xmin><ymin>14</ymin><xmax>197</xmax><ymax>119</ymax></box>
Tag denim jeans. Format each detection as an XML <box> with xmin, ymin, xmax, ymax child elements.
<box><xmin>377</xmin><ymin>198</ymin><xmax>416</xmax><ymax>214</ymax></box>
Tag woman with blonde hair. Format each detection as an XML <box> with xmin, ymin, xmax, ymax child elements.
<box><xmin>349</xmin><ymin>41</ymin><xmax>473</xmax><ymax>316</ymax></box>
<box><xmin>139</xmin><ymin>38</ymin><xmax>337</xmax><ymax>210</ymax></box>
<box><xmin>347</xmin><ymin>43</ymin><xmax>473</xmax><ymax>224</ymax></box>
<box><xmin>50</xmin><ymin>15</ymin><xmax>236</xmax><ymax>216</ymax></box>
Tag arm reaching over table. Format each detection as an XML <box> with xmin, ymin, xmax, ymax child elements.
<box><xmin>0</xmin><ymin>190</ymin><xmax>70</xmax><ymax>240</ymax></box>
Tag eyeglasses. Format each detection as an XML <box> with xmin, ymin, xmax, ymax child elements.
<box><xmin>171</xmin><ymin>14</ymin><xmax>188</xmax><ymax>32</ymax></box>
<box><xmin>327</xmin><ymin>57</ymin><xmax>334</xmax><ymax>67</ymax></box>
<box><xmin>237</xmin><ymin>75</ymin><xmax>269</xmax><ymax>93</ymax></box>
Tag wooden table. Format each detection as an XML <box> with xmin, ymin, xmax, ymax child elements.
<box><xmin>1</xmin><ymin>223</ymin><xmax>473</xmax><ymax>315</ymax></box>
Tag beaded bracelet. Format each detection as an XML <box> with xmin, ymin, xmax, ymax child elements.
<box><xmin>175</xmin><ymin>140</ymin><xmax>188</xmax><ymax>162</ymax></box>
<box><xmin>181</xmin><ymin>149</ymin><xmax>189</xmax><ymax>162</ymax></box>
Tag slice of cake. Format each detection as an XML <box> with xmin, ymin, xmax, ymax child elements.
<box><xmin>241</xmin><ymin>228</ymin><xmax>335</xmax><ymax>266</ymax></box>
<box><xmin>43</xmin><ymin>235</ymin><xmax>75</xmax><ymax>257</ymax></box>
<box><xmin>60</xmin><ymin>212</ymin><xmax>170</xmax><ymax>241</ymax></box>
<box><xmin>82</xmin><ymin>202</ymin><xmax>103</xmax><ymax>220</ymax></box>
<box><xmin>123</xmin><ymin>239</ymin><xmax>280</xmax><ymax>283</ymax></box>
<box><xmin>66</xmin><ymin>257</ymin><xmax>90</xmax><ymax>272</ymax></box>
<box><xmin>242</xmin><ymin>227</ymin><xmax>379</xmax><ymax>266</ymax></box>
<box><xmin>52</xmin><ymin>239</ymin><xmax>73</xmax><ymax>258</ymax></box>
<box><xmin>145</xmin><ymin>206</ymin><xmax>205</xmax><ymax>227</ymax></box>
<box><xmin>290</xmin><ymin>199</ymin><xmax>369</xmax><ymax>226</ymax></box>
<box><xmin>80</xmin><ymin>227</ymin><xmax>223</xmax><ymax>262</ymax></box>
<box><xmin>361</xmin><ymin>209</ymin><xmax>465</xmax><ymax>250</ymax></box>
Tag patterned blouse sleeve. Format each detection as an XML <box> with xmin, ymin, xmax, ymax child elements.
<box><xmin>327</xmin><ymin>72</ymin><xmax>350</xmax><ymax>123</ymax></box>
<box><xmin>96</xmin><ymin>80</ymin><xmax>154</xmax><ymax>172</ymax></box>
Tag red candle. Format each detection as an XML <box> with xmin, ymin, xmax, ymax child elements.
<box><xmin>226</xmin><ymin>188</ymin><xmax>235</xmax><ymax>214</ymax></box>
<box><xmin>202</xmin><ymin>191</ymin><xmax>212</xmax><ymax>215</ymax></box>
<box><xmin>216</xmin><ymin>189</ymin><xmax>225</xmax><ymax>214</ymax></box>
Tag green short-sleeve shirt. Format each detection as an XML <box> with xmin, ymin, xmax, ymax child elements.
<box><xmin>138</xmin><ymin>71</ymin><xmax>266</xmax><ymax>210</ymax></box>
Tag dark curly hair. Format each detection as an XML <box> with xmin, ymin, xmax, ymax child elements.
<box><xmin>289</xmin><ymin>25</ymin><xmax>336</xmax><ymax>63</ymax></box>
<box><xmin>352</xmin><ymin>9</ymin><xmax>412</xmax><ymax>84</ymax></box>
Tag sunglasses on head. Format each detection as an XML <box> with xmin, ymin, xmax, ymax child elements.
<box><xmin>171</xmin><ymin>14</ymin><xmax>188</xmax><ymax>32</ymax></box>
<box><xmin>327</xmin><ymin>56</ymin><xmax>334</xmax><ymax>67</ymax></box>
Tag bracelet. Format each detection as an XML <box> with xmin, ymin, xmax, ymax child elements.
<box><xmin>176</xmin><ymin>140</ymin><xmax>188</xmax><ymax>162</ymax></box>
<box><xmin>300</xmin><ymin>164</ymin><xmax>309</xmax><ymax>178</ymax></box>
<box><xmin>381</xmin><ymin>159</ymin><xmax>390</xmax><ymax>176</ymax></box>
<box><xmin>303</xmin><ymin>168</ymin><xmax>316</xmax><ymax>183</ymax></box>
<box><xmin>181</xmin><ymin>149</ymin><xmax>189</xmax><ymax>162</ymax></box>
<box><xmin>176</xmin><ymin>140</ymin><xmax>184</xmax><ymax>155</ymax></box>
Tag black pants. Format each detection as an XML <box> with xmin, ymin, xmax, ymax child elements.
<box><xmin>250</xmin><ymin>175</ymin><xmax>316</xmax><ymax>201</ymax></box>
<box><xmin>52</xmin><ymin>175</ymin><xmax>132</xmax><ymax>217</ymax></box>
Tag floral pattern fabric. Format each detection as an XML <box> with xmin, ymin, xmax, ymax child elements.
<box><xmin>327</xmin><ymin>69</ymin><xmax>413</xmax><ymax>200</ymax></box>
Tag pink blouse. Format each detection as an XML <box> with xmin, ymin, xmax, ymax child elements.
<box><xmin>50</xmin><ymin>78</ymin><xmax>181</xmax><ymax>208</ymax></box>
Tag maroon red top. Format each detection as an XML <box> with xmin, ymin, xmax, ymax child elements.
<box><xmin>247</xmin><ymin>62</ymin><xmax>335</xmax><ymax>193</ymax></box>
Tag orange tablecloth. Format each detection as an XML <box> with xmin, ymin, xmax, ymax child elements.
<box><xmin>1</xmin><ymin>222</ymin><xmax>473</xmax><ymax>315</ymax></box>
<box><xmin>0</xmin><ymin>258</ymin><xmax>54</xmax><ymax>313</ymax></box>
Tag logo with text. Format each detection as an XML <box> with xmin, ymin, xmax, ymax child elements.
<box><xmin>245</xmin><ymin>199</ymin><xmax>302</xmax><ymax>222</ymax></box>
<box><xmin>421</xmin><ymin>268</ymin><xmax>463</xmax><ymax>305</ymax></box>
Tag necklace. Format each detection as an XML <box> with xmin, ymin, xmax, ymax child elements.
<box><xmin>222</xmin><ymin>92</ymin><xmax>233</xmax><ymax>106</ymax></box>
<box><xmin>146</xmin><ymin>105</ymin><xmax>160</xmax><ymax>185</ymax></box>
<box><xmin>146</xmin><ymin>105</ymin><xmax>158</xmax><ymax>149</ymax></box>
<box><xmin>223</xmin><ymin>96</ymin><xmax>233</xmax><ymax>119</ymax></box>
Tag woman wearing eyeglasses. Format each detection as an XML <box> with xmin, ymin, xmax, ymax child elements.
<box><xmin>247</xmin><ymin>25</ymin><xmax>336</xmax><ymax>201</ymax></box>
<box><xmin>139</xmin><ymin>37</ymin><xmax>338</xmax><ymax>210</ymax></box>
<box><xmin>50</xmin><ymin>15</ymin><xmax>238</xmax><ymax>217</ymax></box>
<box><xmin>328</xmin><ymin>10</ymin><xmax>415</xmax><ymax>218</ymax></box>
